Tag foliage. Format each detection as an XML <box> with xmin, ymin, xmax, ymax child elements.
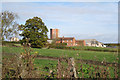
<box><xmin>49</xmin><ymin>42</ymin><xmax>117</xmax><ymax>52</ymax></box>
<box><xmin>19</xmin><ymin>42</ymin><xmax>39</xmax><ymax>78</ymax></box>
<box><xmin>34</xmin><ymin>59</ymin><xmax>58</xmax><ymax>78</ymax></box>
<box><xmin>56</xmin><ymin>57</ymin><xmax>119</xmax><ymax>78</ymax></box>
<box><xmin>2</xmin><ymin>52</ymin><xmax>23</xmax><ymax>78</ymax></box>
<box><xmin>72</xmin><ymin>46</ymin><xmax>117</xmax><ymax>52</ymax></box>
<box><xmin>2</xmin><ymin>41</ymin><xmax>21</xmax><ymax>47</ymax></box>
<box><xmin>19</xmin><ymin>17</ymin><xmax>48</xmax><ymax>48</ymax></box>
<box><xmin>0</xmin><ymin>11</ymin><xmax>19</xmax><ymax>40</ymax></box>
<box><xmin>2</xmin><ymin>41</ymin><xmax>40</xmax><ymax>78</ymax></box>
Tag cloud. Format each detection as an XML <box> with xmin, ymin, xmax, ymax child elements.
<box><xmin>2</xmin><ymin>2</ymin><xmax>117</xmax><ymax>23</ymax></box>
<box><xmin>2</xmin><ymin>2</ymin><xmax>118</xmax><ymax>43</ymax></box>
<box><xmin>61</xmin><ymin>33</ymin><xmax>118</xmax><ymax>43</ymax></box>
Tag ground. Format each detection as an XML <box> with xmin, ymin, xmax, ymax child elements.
<box><xmin>1</xmin><ymin>44</ymin><xmax>119</xmax><ymax>78</ymax></box>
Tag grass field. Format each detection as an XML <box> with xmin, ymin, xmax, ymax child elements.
<box><xmin>2</xmin><ymin>45</ymin><xmax>119</xmax><ymax>78</ymax></box>
<box><xmin>34</xmin><ymin>59</ymin><xmax>58</xmax><ymax>72</ymax></box>
<box><xmin>71</xmin><ymin>46</ymin><xmax>117</xmax><ymax>52</ymax></box>
<box><xmin>34</xmin><ymin>59</ymin><xmax>115</xmax><ymax>78</ymax></box>
<box><xmin>2</xmin><ymin>46</ymin><xmax>118</xmax><ymax>63</ymax></box>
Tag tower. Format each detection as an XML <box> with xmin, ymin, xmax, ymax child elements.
<box><xmin>50</xmin><ymin>29</ymin><xmax>59</xmax><ymax>39</ymax></box>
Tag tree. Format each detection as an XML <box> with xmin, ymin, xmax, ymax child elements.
<box><xmin>0</xmin><ymin>11</ymin><xmax>19</xmax><ymax>40</ymax></box>
<box><xmin>19</xmin><ymin>17</ymin><xmax>48</xmax><ymax>48</ymax></box>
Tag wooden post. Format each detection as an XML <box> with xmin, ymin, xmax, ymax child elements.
<box><xmin>69</xmin><ymin>58</ymin><xmax>77</xmax><ymax>78</ymax></box>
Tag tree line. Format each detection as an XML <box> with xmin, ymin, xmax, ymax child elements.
<box><xmin>0</xmin><ymin>11</ymin><xmax>48</xmax><ymax>48</ymax></box>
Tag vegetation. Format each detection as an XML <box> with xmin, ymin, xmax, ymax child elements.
<box><xmin>2</xmin><ymin>42</ymin><xmax>40</xmax><ymax>78</ymax></box>
<box><xmin>72</xmin><ymin>46</ymin><xmax>117</xmax><ymax>52</ymax></box>
<box><xmin>2</xmin><ymin>41</ymin><xmax>21</xmax><ymax>47</ymax></box>
<box><xmin>48</xmin><ymin>42</ymin><xmax>117</xmax><ymax>52</ymax></box>
<box><xmin>1</xmin><ymin>10</ymin><xmax>119</xmax><ymax>78</ymax></box>
<box><xmin>19</xmin><ymin>17</ymin><xmax>48</xmax><ymax>48</ymax></box>
<box><xmin>2</xmin><ymin>43</ymin><xmax>119</xmax><ymax>78</ymax></box>
<box><xmin>34</xmin><ymin>57</ymin><xmax>118</xmax><ymax>78</ymax></box>
<box><xmin>0</xmin><ymin>11</ymin><xmax>19</xmax><ymax>40</ymax></box>
<box><xmin>2</xmin><ymin>46</ymin><xmax>118</xmax><ymax>63</ymax></box>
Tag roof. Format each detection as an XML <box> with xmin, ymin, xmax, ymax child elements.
<box><xmin>80</xmin><ymin>39</ymin><xmax>103</xmax><ymax>44</ymax></box>
<box><xmin>76</xmin><ymin>40</ymin><xmax>85</xmax><ymax>42</ymax></box>
<box><xmin>48</xmin><ymin>39</ymin><xmax>52</xmax><ymax>40</ymax></box>
<box><xmin>58</xmin><ymin>37</ymin><xmax>75</xmax><ymax>40</ymax></box>
<box><xmin>83</xmin><ymin>39</ymin><xmax>97</xmax><ymax>43</ymax></box>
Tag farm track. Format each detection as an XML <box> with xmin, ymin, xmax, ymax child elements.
<box><xmin>36</xmin><ymin>55</ymin><xmax>119</xmax><ymax>67</ymax></box>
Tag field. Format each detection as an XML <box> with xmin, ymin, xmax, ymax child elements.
<box><xmin>72</xmin><ymin>46</ymin><xmax>117</xmax><ymax>52</ymax></box>
<box><xmin>2</xmin><ymin>46</ymin><xmax>118</xmax><ymax>63</ymax></box>
<box><xmin>2</xmin><ymin>44</ymin><xmax>119</xmax><ymax>78</ymax></box>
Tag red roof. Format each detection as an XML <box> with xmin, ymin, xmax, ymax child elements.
<box><xmin>58</xmin><ymin>37</ymin><xmax>75</xmax><ymax>40</ymax></box>
<box><xmin>76</xmin><ymin>40</ymin><xmax>84</xmax><ymax>42</ymax></box>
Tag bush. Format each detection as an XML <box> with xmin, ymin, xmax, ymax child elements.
<box><xmin>2</xmin><ymin>41</ymin><xmax>21</xmax><ymax>47</ymax></box>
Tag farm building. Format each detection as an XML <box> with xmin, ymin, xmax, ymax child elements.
<box><xmin>50</xmin><ymin>29</ymin><xmax>59</xmax><ymax>39</ymax></box>
<box><xmin>47</xmin><ymin>29</ymin><xmax>85</xmax><ymax>46</ymax></box>
<box><xmin>10</xmin><ymin>37</ymin><xmax>19</xmax><ymax>42</ymax></box>
<box><xmin>81</xmin><ymin>39</ymin><xmax>106</xmax><ymax>47</ymax></box>
<box><xmin>75</xmin><ymin>40</ymin><xmax>86</xmax><ymax>46</ymax></box>
<box><xmin>55</xmin><ymin>37</ymin><xmax>76</xmax><ymax>46</ymax></box>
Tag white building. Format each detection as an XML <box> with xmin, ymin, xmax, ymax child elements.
<box><xmin>10</xmin><ymin>37</ymin><xmax>19</xmax><ymax>42</ymax></box>
<box><xmin>47</xmin><ymin>39</ymin><xmax>53</xmax><ymax>44</ymax></box>
<box><xmin>82</xmin><ymin>39</ymin><xmax>106</xmax><ymax>47</ymax></box>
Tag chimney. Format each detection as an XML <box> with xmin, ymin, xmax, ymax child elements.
<box><xmin>50</xmin><ymin>29</ymin><xmax>59</xmax><ymax>39</ymax></box>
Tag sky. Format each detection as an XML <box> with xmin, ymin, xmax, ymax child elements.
<box><xmin>1</xmin><ymin>0</ymin><xmax>120</xmax><ymax>2</ymax></box>
<box><xmin>2</xmin><ymin>2</ymin><xmax>118</xmax><ymax>43</ymax></box>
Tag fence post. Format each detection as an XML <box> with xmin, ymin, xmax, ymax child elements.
<box><xmin>69</xmin><ymin>58</ymin><xmax>77</xmax><ymax>78</ymax></box>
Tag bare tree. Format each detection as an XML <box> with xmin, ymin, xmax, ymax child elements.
<box><xmin>0</xmin><ymin>11</ymin><xmax>19</xmax><ymax>41</ymax></box>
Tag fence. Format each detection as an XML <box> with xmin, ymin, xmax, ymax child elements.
<box><xmin>36</xmin><ymin>55</ymin><xmax>119</xmax><ymax>78</ymax></box>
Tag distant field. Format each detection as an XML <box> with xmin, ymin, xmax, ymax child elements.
<box><xmin>2</xmin><ymin>46</ymin><xmax>118</xmax><ymax>63</ymax></box>
<box><xmin>71</xmin><ymin>46</ymin><xmax>117</xmax><ymax>52</ymax></box>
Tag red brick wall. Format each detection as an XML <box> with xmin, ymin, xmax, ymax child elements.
<box><xmin>56</xmin><ymin>29</ymin><xmax>59</xmax><ymax>39</ymax></box>
<box><xmin>75</xmin><ymin>40</ymin><xmax>85</xmax><ymax>46</ymax></box>
<box><xmin>55</xmin><ymin>38</ymin><xmax>76</xmax><ymax>46</ymax></box>
<box><xmin>50</xmin><ymin>29</ymin><xmax>59</xmax><ymax>39</ymax></box>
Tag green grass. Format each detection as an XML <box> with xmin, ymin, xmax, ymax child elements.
<box><xmin>76</xmin><ymin>63</ymin><xmax>115</xmax><ymax>78</ymax></box>
<box><xmin>34</xmin><ymin>59</ymin><xmax>58</xmax><ymax>71</ymax></box>
<box><xmin>72</xmin><ymin>46</ymin><xmax>117</xmax><ymax>52</ymax></box>
<box><xmin>35</xmin><ymin>48</ymin><xmax>118</xmax><ymax>63</ymax></box>
<box><xmin>2</xmin><ymin>45</ymin><xmax>118</xmax><ymax>78</ymax></box>
<box><xmin>2</xmin><ymin>46</ymin><xmax>24</xmax><ymax>54</ymax></box>
<box><xmin>2</xmin><ymin>46</ymin><xmax>118</xmax><ymax>63</ymax></box>
<box><xmin>34</xmin><ymin>59</ymin><xmax>116</xmax><ymax>78</ymax></box>
<box><xmin>13</xmin><ymin>44</ymin><xmax>22</xmax><ymax>47</ymax></box>
<box><xmin>34</xmin><ymin>59</ymin><xmax>58</xmax><ymax>78</ymax></box>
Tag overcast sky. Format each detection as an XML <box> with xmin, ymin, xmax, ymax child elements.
<box><xmin>2</xmin><ymin>2</ymin><xmax>118</xmax><ymax>43</ymax></box>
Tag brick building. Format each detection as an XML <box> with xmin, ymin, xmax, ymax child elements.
<box><xmin>56</xmin><ymin>37</ymin><xmax>76</xmax><ymax>46</ymax></box>
<box><xmin>48</xmin><ymin>28</ymin><xmax>85</xmax><ymax>46</ymax></box>
<box><xmin>50</xmin><ymin>29</ymin><xmax>59</xmax><ymax>39</ymax></box>
<box><xmin>75</xmin><ymin>40</ymin><xmax>86</xmax><ymax>46</ymax></box>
